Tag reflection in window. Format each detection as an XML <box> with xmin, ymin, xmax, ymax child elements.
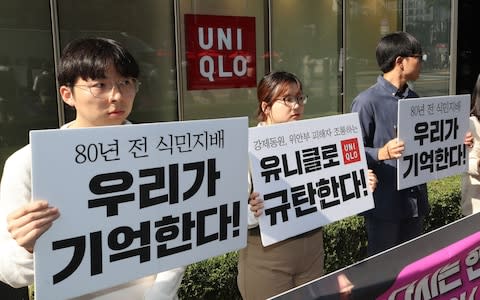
<box><xmin>58</xmin><ymin>0</ymin><xmax>178</xmax><ymax>123</ymax></box>
<box><xmin>0</xmin><ymin>2</ymin><xmax>58</xmax><ymax>169</ymax></box>
<box><xmin>272</xmin><ymin>0</ymin><xmax>341</xmax><ymax>117</ymax></box>
<box><xmin>405</xmin><ymin>0</ymin><xmax>451</xmax><ymax>96</ymax></box>
<box><xmin>179</xmin><ymin>0</ymin><xmax>265</xmax><ymax>124</ymax></box>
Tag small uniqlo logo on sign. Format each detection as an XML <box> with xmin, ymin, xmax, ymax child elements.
<box><xmin>341</xmin><ymin>138</ymin><xmax>361</xmax><ymax>164</ymax></box>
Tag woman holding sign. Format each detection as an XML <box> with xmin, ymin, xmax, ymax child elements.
<box><xmin>237</xmin><ymin>71</ymin><xmax>378</xmax><ymax>300</ymax></box>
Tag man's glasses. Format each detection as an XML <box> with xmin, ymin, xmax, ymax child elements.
<box><xmin>74</xmin><ymin>78</ymin><xmax>140</xmax><ymax>100</ymax></box>
<box><xmin>409</xmin><ymin>54</ymin><xmax>426</xmax><ymax>62</ymax></box>
<box><xmin>276</xmin><ymin>94</ymin><xmax>308</xmax><ymax>107</ymax></box>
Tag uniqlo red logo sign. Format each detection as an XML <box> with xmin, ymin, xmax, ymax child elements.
<box><xmin>341</xmin><ymin>138</ymin><xmax>361</xmax><ymax>164</ymax></box>
<box><xmin>185</xmin><ymin>14</ymin><xmax>256</xmax><ymax>90</ymax></box>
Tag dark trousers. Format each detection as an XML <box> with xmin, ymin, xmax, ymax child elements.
<box><xmin>365</xmin><ymin>216</ymin><xmax>425</xmax><ymax>256</ymax></box>
<box><xmin>0</xmin><ymin>281</ymin><xmax>28</xmax><ymax>300</ymax></box>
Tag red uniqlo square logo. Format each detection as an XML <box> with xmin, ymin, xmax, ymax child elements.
<box><xmin>341</xmin><ymin>138</ymin><xmax>361</xmax><ymax>164</ymax></box>
<box><xmin>184</xmin><ymin>14</ymin><xmax>256</xmax><ymax>90</ymax></box>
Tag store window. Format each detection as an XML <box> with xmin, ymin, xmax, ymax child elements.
<box><xmin>57</xmin><ymin>0</ymin><xmax>178</xmax><ymax>123</ymax></box>
<box><xmin>342</xmin><ymin>0</ymin><xmax>453</xmax><ymax>110</ymax></box>
<box><xmin>179</xmin><ymin>0</ymin><xmax>265</xmax><ymax>125</ymax></box>
<box><xmin>405</xmin><ymin>0</ymin><xmax>451</xmax><ymax>97</ymax></box>
<box><xmin>344</xmin><ymin>0</ymin><xmax>401</xmax><ymax>110</ymax></box>
<box><xmin>271</xmin><ymin>0</ymin><xmax>342</xmax><ymax>118</ymax></box>
<box><xmin>0</xmin><ymin>1</ymin><xmax>57</xmax><ymax>168</ymax></box>
<box><xmin>0</xmin><ymin>0</ymin><xmax>458</xmax><ymax>174</ymax></box>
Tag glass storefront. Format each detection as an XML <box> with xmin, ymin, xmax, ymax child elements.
<box><xmin>1</xmin><ymin>1</ymin><xmax>472</xmax><ymax>298</ymax></box>
<box><xmin>0</xmin><ymin>1</ymin><xmax>57</xmax><ymax>167</ymax></box>
<box><xmin>179</xmin><ymin>1</ymin><xmax>265</xmax><ymax>124</ymax></box>
<box><xmin>0</xmin><ymin>0</ymin><xmax>458</xmax><ymax>178</ymax></box>
<box><xmin>344</xmin><ymin>0</ymin><xmax>401</xmax><ymax>109</ymax></box>
<box><xmin>405</xmin><ymin>0</ymin><xmax>452</xmax><ymax>97</ymax></box>
<box><xmin>272</xmin><ymin>0</ymin><xmax>342</xmax><ymax>119</ymax></box>
<box><xmin>57</xmin><ymin>0</ymin><xmax>178</xmax><ymax>124</ymax></box>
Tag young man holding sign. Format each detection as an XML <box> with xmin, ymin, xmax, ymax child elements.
<box><xmin>0</xmin><ymin>37</ymin><xmax>184</xmax><ymax>299</ymax></box>
<box><xmin>351</xmin><ymin>32</ymin><xmax>473</xmax><ymax>256</ymax></box>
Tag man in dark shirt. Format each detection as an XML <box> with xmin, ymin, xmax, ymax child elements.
<box><xmin>352</xmin><ymin>31</ymin><xmax>473</xmax><ymax>256</ymax></box>
<box><xmin>351</xmin><ymin>31</ymin><xmax>430</xmax><ymax>256</ymax></box>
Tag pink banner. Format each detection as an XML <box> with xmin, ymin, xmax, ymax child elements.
<box><xmin>378</xmin><ymin>232</ymin><xmax>480</xmax><ymax>300</ymax></box>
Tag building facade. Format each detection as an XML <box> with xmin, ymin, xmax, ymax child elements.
<box><xmin>1</xmin><ymin>0</ymin><xmax>479</xmax><ymax>297</ymax></box>
<box><xmin>1</xmin><ymin>1</ymin><xmax>475</xmax><ymax>168</ymax></box>
<box><xmin>0</xmin><ymin>0</ymin><xmax>475</xmax><ymax>180</ymax></box>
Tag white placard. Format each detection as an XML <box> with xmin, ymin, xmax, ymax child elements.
<box><xmin>248</xmin><ymin>113</ymin><xmax>374</xmax><ymax>247</ymax></box>
<box><xmin>32</xmin><ymin>117</ymin><xmax>248</xmax><ymax>299</ymax></box>
<box><xmin>397</xmin><ymin>95</ymin><xmax>470</xmax><ymax>189</ymax></box>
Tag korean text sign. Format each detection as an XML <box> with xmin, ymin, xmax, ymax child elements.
<box><xmin>397</xmin><ymin>95</ymin><xmax>469</xmax><ymax>190</ymax></box>
<box><xmin>248</xmin><ymin>113</ymin><xmax>374</xmax><ymax>247</ymax></box>
<box><xmin>31</xmin><ymin>117</ymin><xmax>248</xmax><ymax>299</ymax></box>
<box><xmin>184</xmin><ymin>14</ymin><xmax>256</xmax><ymax>90</ymax></box>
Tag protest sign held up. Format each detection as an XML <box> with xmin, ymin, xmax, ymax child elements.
<box><xmin>32</xmin><ymin>117</ymin><xmax>248</xmax><ymax>299</ymax></box>
<box><xmin>248</xmin><ymin>113</ymin><xmax>374</xmax><ymax>247</ymax></box>
<box><xmin>397</xmin><ymin>95</ymin><xmax>470</xmax><ymax>190</ymax></box>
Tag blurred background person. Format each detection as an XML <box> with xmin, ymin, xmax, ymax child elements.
<box><xmin>462</xmin><ymin>73</ymin><xmax>480</xmax><ymax>216</ymax></box>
